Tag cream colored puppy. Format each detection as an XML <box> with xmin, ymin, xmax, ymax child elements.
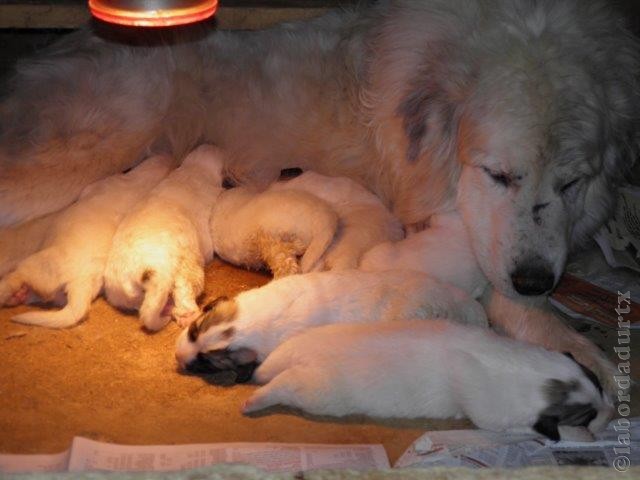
<box><xmin>175</xmin><ymin>269</ymin><xmax>487</xmax><ymax>372</ymax></box>
<box><xmin>0</xmin><ymin>155</ymin><xmax>172</xmax><ymax>328</ymax></box>
<box><xmin>360</xmin><ymin>212</ymin><xmax>488</xmax><ymax>298</ymax></box>
<box><xmin>210</xmin><ymin>187</ymin><xmax>338</xmax><ymax>277</ymax></box>
<box><xmin>244</xmin><ymin>321</ymin><xmax>613</xmax><ymax>442</ymax></box>
<box><xmin>269</xmin><ymin>172</ymin><xmax>404</xmax><ymax>270</ymax></box>
<box><xmin>104</xmin><ymin>145</ymin><xmax>224</xmax><ymax>331</ymax></box>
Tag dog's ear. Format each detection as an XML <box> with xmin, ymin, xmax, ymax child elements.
<box><xmin>533</xmin><ymin>414</ymin><xmax>560</xmax><ymax>441</ymax></box>
<box><xmin>396</xmin><ymin>61</ymin><xmax>463</xmax><ymax>165</ymax></box>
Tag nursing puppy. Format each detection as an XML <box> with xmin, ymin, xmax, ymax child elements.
<box><xmin>175</xmin><ymin>269</ymin><xmax>487</xmax><ymax>372</ymax></box>
<box><xmin>360</xmin><ymin>212</ymin><xmax>488</xmax><ymax>298</ymax></box>
<box><xmin>0</xmin><ymin>156</ymin><xmax>172</xmax><ymax>328</ymax></box>
<box><xmin>104</xmin><ymin>145</ymin><xmax>224</xmax><ymax>331</ymax></box>
<box><xmin>244</xmin><ymin>321</ymin><xmax>614</xmax><ymax>442</ymax></box>
<box><xmin>0</xmin><ymin>210</ymin><xmax>58</xmax><ymax>278</ymax></box>
<box><xmin>210</xmin><ymin>187</ymin><xmax>338</xmax><ymax>277</ymax></box>
<box><xmin>270</xmin><ymin>171</ymin><xmax>404</xmax><ymax>270</ymax></box>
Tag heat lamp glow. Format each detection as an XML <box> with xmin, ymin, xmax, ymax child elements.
<box><xmin>89</xmin><ymin>0</ymin><xmax>218</xmax><ymax>27</ymax></box>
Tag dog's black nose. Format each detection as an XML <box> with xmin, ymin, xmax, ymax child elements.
<box><xmin>511</xmin><ymin>264</ymin><xmax>555</xmax><ymax>296</ymax></box>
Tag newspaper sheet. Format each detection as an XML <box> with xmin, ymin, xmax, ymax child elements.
<box><xmin>395</xmin><ymin>417</ymin><xmax>639</xmax><ymax>469</ymax></box>
<box><xmin>595</xmin><ymin>186</ymin><xmax>640</xmax><ymax>273</ymax></box>
<box><xmin>0</xmin><ymin>438</ymin><xmax>389</xmax><ymax>474</ymax></box>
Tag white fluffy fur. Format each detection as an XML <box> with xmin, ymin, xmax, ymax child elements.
<box><xmin>210</xmin><ymin>187</ymin><xmax>338</xmax><ymax>277</ymax></box>
<box><xmin>360</xmin><ymin>212</ymin><xmax>487</xmax><ymax>298</ymax></box>
<box><xmin>269</xmin><ymin>171</ymin><xmax>404</xmax><ymax>270</ymax></box>
<box><xmin>244</xmin><ymin>321</ymin><xmax>614</xmax><ymax>442</ymax></box>
<box><xmin>175</xmin><ymin>269</ymin><xmax>487</xmax><ymax>368</ymax></box>
<box><xmin>0</xmin><ymin>0</ymin><xmax>637</xmax><ymax>389</ymax></box>
<box><xmin>104</xmin><ymin>145</ymin><xmax>224</xmax><ymax>331</ymax></box>
<box><xmin>0</xmin><ymin>156</ymin><xmax>172</xmax><ymax>328</ymax></box>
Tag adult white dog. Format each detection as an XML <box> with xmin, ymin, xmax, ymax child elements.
<box><xmin>0</xmin><ymin>1</ymin><xmax>637</xmax><ymax>387</ymax></box>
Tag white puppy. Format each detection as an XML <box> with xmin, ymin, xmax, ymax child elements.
<box><xmin>210</xmin><ymin>187</ymin><xmax>338</xmax><ymax>277</ymax></box>
<box><xmin>269</xmin><ymin>171</ymin><xmax>404</xmax><ymax>270</ymax></box>
<box><xmin>244</xmin><ymin>321</ymin><xmax>614</xmax><ymax>442</ymax></box>
<box><xmin>175</xmin><ymin>269</ymin><xmax>486</xmax><ymax>373</ymax></box>
<box><xmin>360</xmin><ymin>212</ymin><xmax>488</xmax><ymax>298</ymax></box>
<box><xmin>104</xmin><ymin>145</ymin><xmax>225</xmax><ymax>331</ymax></box>
<box><xmin>0</xmin><ymin>155</ymin><xmax>172</xmax><ymax>328</ymax></box>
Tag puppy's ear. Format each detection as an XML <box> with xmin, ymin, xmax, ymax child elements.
<box><xmin>533</xmin><ymin>415</ymin><xmax>560</xmax><ymax>441</ymax></box>
<box><xmin>202</xmin><ymin>295</ymin><xmax>229</xmax><ymax>312</ymax></box>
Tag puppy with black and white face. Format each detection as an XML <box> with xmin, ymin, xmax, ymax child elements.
<box><xmin>269</xmin><ymin>171</ymin><xmax>404</xmax><ymax>270</ymax></box>
<box><xmin>243</xmin><ymin>321</ymin><xmax>614</xmax><ymax>442</ymax></box>
<box><xmin>0</xmin><ymin>155</ymin><xmax>172</xmax><ymax>328</ymax></box>
<box><xmin>210</xmin><ymin>187</ymin><xmax>338</xmax><ymax>277</ymax></box>
<box><xmin>104</xmin><ymin>145</ymin><xmax>225</xmax><ymax>331</ymax></box>
<box><xmin>175</xmin><ymin>269</ymin><xmax>487</xmax><ymax>373</ymax></box>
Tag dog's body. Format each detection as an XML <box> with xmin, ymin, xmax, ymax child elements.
<box><xmin>104</xmin><ymin>145</ymin><xmax>224</xmax><ymax>331</ymax></box>
<box><xmin>175</xmin><ymin>269</ymin><xmax>487</xmax><ymax>371</ymax></box>
<box><xmin>0</xmin><ymin>156</ymin><xmax>172</xmax><ymax>328</ymax></box>
<box><xmin>0</xmin><ymin>1</ymin><xmax>638</xmax><ymax>386</ymax></box>
<box><xmin>270</xmin><ymin>172</ymin><xmax>404</xmax><ymax>270</ymax></box>
<box><xmin>244</xmin><ymin>320</ymin><xmax>613</xmax><ymax>442</ymax></box>
<box><xmin>360</xmin><ymin>212</ymin><xmax>487</xmax><ymax>298</ymax></box>
<box><xmin>210</xmin><ymin>187</ymin><xmax>338</xmax><ymax>277</ymax></box>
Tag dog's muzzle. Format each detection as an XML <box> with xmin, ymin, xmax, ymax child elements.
<box><xmin>510</xmin><ymin>262</ymin><xmax>555</xmax><ymax>296</ymax></box>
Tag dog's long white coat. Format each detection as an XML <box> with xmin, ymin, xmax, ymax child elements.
<box><xmin>270</xmin><ymin>171</ymin><xmax>404</xmax><ymax>270</ymax></box>
<box><xmin>0</xmin><ymin>156</ymin><xmax>173</xmax><ymax>327</ymax></box>
<box><xmin>104</xmin><ymin>145</ymin><xmax>225</xmax><ymax>331</ymax></box>
<box><xmin>245</xmin><ymin>321</ymin><xmax>613</xmax><ymax>440</ymax></box>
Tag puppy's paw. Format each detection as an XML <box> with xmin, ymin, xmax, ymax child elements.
<box><xmin>242</xmin><ymin>389</ymin><xmax>275</xmax><ymax>414</ymax></box>
<box><xmin>4</xmin><ymin>284</ymin><xmax>30</xmax><ymax>307</ymax></box>
<box><xmin>173</xmin><ymin>309</ymin><xmax>201</xmax><ymax>328</ymax></box>
<box><xmin>142</xmin><ymin>314</ymin><xmax>172</xmax><ymax>332</ymax></box>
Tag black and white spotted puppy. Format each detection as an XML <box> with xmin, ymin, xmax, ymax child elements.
<box><xmin>175</xmin><ymin>269</ymin><xmax>487</xmax><ymax>374</ymax></box>
<box><xmin>243</xmin><ymin>321</ymin><xmax>614</xmax><ymax>442</ymax></box>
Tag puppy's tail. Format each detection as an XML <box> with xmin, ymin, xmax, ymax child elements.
<box><xmin>299</xmin><ymin>211</ymin><xmax>339</xmax><ymax>273</ymax></box>
<box><xmin>12</xmin><ymin>278</ymin><xmax>95</xmax><ymax>328</ymax></box>
<box><xmin>138</xmin><ymin>268</ymin><xmax>173</xmax><ymax>332</ymax></box>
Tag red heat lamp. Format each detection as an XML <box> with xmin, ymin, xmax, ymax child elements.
<box><xmin>89</xmin><ymin>0</ymin><xmax>218</xmax><ymax>27</ymax></box>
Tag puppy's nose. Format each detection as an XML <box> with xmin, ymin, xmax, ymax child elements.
<box><xmin>511</xmin><ymin>263</ymin><xmax>555</xmax><ymax>296</ymax></box>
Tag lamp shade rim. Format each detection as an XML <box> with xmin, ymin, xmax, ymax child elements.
<box><xmin>89</xmin><ymin>0</ymin><xmax>218</xmax><ymax>27</ymax></box>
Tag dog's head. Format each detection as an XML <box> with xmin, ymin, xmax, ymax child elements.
<box><xmin>174</xmin><ymin>296</ymin><xmax>258</xmax><ymax>382</ymax></box>
<box><xmin>532</xmin><ymin>353</ymin><xmax>614</xmax><ymax>441</ymax></box>
<box><xmin>451</xmin><ymin>3</ymin><xmax>640</xmax><ymax>297</ymax></box>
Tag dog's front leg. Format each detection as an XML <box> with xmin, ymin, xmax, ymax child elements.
<box><xmin>483</xmin><ymin>287</ymin><xmax>618</xmax><ymax>394</ymax></box>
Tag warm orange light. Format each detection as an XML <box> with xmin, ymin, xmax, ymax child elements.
<box><xmin>89</xmin><ymin>0</ymin><xmax>218</xmax><ymax>27</ymax></box>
